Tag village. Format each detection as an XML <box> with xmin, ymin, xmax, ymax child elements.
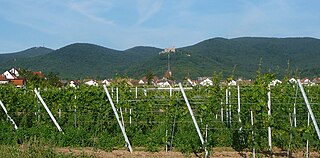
<box><xmin>0</xmin><ymin>67</ymin><xmax>319</xmax><ymax>88</ymax></box>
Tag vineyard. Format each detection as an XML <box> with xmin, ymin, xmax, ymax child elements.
<box><xmin>0</xmin><ymin>75</ymin><xmax>320</xmax><ymax>157</ymax></box>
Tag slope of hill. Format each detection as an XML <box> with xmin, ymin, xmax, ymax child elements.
<box><xmin>2</xmin><ymin>44</ymin><xmax>162</xmax><ymax>79</ymax></box>
<box><xmin>0</xmin><ymin>47</ymin><xmax>54</xmax><ymax>72</ymax></box>
<box><xmin>1</xmin><ymin>37</ymin><xmax>320</xmax><ymax>79</ymax></box>
<box><xmin>0</xmin><ymin>47</ymin><xmax>53</xmax><ymax>63</ymax></box>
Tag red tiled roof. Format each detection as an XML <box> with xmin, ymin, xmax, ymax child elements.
<box><xmin>9</xmin><ymin>79</ymin><xmax>25</xmax><ymax>87</ymax></box>
<box><xmin>0</xmin><ymin>75</ymin><xmax>7</xmax><ymax>81</ymax></box>
<box><xmin>33</xmin><ymin>71</ymin><xmax>45</xmax><ymax>78</ymax></box>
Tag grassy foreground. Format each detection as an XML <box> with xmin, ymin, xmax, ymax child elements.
<box><xmin>0</xmin><ymin>137</ymin><xmax>90</xmax><ymax>158</ymax></box>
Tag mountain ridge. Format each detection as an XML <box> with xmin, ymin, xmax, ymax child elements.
<box><xmin>1</xmin><ymin>37</ymin><xmax>320</xmax><ymax>79</ymax></box>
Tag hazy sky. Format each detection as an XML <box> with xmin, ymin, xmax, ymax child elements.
<box><xmin>0</xmin><ymin>0</ymin><xmax>319</xmax><ymax>53</ymax></box>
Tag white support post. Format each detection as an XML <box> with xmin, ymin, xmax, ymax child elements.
<box><xmin>74</xmin><ymin>108</ymin><xmax>77</xmax><ymax>128</ymax></box>
<box><xmin>103</xmin><ymin>85</ymin><xmax>133</xmax><ymax>153</ymax></box>
<box><xmin>129</xmin><ymin>108</ymin><xmax>132</xmax><ymax>125</ymax></box>
<box><xmin>135</xmin><ymin>87</ymin><xmax>138</xmax><ymax>99</ymax></box>
<box><xmin>169</xmin><ymin>86</ymin><xmax>172</xmax><ymax>97</ymax></box>
<box><xmin>111</xmin><ymin>87</ymin><xmax>114</xmax><ymax>98</ymax></box>
<box><xmin>306</xmin><ymin>112</ymin><xmax>310</xmax><ymax>158</ymax></box>
<box><xmin>297</xmin><ymin>79</ymin><xmax>320</xmax><ymax>140</ymax></box>
<box><xmin>293</xmin><ymin>85</ymin><xmax>298</xmax><ymax>128</ymax></box>
<box><xmin>229</xmin><ymin>89</ymin><xmax>232</xmax><ymax>126</ymax></box>
<box><xmin>205</xmin><ymin>124</ymin><xmax>209</xmax><ymax>157</ymax></box>
<box><xmin>293</xmin><ymin>102</ymin><xmax>297</xmax><ymax>127</ymax></box>
<box><xmin>165</xmin><ymin>129</ymin><xmax>168</xmax><ymax>152</ymax></box>
<box><xmin>251</xmin><ymin>110</ymin><xmax>255</xmax><ymax>158</ymax></box>
<box><xmin>221</xmin><ymin>100</ymin><xmax>224</xmax><ymax>122</ymax></box>
<box><xmin>34</xmin><ymin>89</ymin><xmax>63</xmax><ymax>133</ymax></box>
<box><xmin>74</xmin><ymin>95</ymin><xmax>77</xmax><ymax>128</ymax></box>
<box><xmin>237</xmin><ymin>86</ymin><xmax>241</xmax><ymax>123</ymax></box>
<box><xmin>0</xmin><ymin>100</ymin><xmax>18</xmax><ymax>130</ymax></box>
<box><xmin>226</xmin><ymin>89</ymin><xmax>229</xmax><ymax>125</ymax></box>
<box><xmin>267</xmin><ymin>85</ymin><xmax>272</xmax><ymax>152</ymax></box>
<box><xmin>116</xmin><ymin>87</ymin><xmax>119</xmax><ymax>104</ymax></box>
<box><xmin>179</xmin><ymin>83</ymin><xmax>205</xmax><ymax>145</ymax></box>
<box><xmin>120</xmin><ymin>107</ymin><xmax>125</xmax><ymax>130</ymax></box>
<box><xmin>58</xmin><ymin>109</ymin><xmax>61</xmax><ymax>118</ymax></box>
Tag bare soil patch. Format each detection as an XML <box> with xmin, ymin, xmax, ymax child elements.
<box><xmin>54</xmin><ymin>147</ymin><xmax>320</xmax><ymax>158</ymax></box>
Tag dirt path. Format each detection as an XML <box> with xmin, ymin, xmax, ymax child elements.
<box><xmin>55</xmin><ymin>147</ymin><xmax>319</xmax><ymax>158</ymax></box>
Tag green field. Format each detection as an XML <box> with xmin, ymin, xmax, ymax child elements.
<box><xmin>0</xmin><ymin>74</ymin><xmax>320</xmax><ymax>157</ymax></box>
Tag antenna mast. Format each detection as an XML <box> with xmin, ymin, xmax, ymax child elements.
<box><xmin>159</xmin><ymin>47</ymin><xmax>175</xmax><ymax>79</ymax></box>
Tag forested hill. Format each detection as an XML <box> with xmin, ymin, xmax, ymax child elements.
<box><xmin>1</xmin><ymin>37</ymin><xmax>320</xmax><ymax>79</ymax></box>
<box><xmin>0</xmin><ymin>47</ymin><xmax>53</xmax><ymax>64</ymax></box>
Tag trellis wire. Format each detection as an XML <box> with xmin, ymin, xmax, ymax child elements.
<box><xmin>2</xmin><ymin>83</ymin><xmax>320</xmax><ymax>156</ymax></box>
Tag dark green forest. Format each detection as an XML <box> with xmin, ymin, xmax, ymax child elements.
<box><xmin>1</xmin><ymin>37</ymin><xmax>320</xmax><ymax>80</ymax></box>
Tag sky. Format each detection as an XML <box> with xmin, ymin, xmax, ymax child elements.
<box><xmin>0</xmin><ymin>0</ymin><xmax>320</xmax><ymax>53</ymax></box>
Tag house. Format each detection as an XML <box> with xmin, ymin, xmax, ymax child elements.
<box><xmin>9</xmin><ymin>68</ymin><xmax>20</xmax><ymax>77</ymax></box>
<box><xmin>0</xmin><ymin>75</ymin><xmax>9</xmax><ymax>85</ymax></box>
<box><xmin>138</xmin><ymin>76</ymin><xmax>159</xmax><ymax>86</ymax></box>
<box><xmin>102</xmin><ymin>79</ymin><xmax>111</xmax><ymax>86</ymax></box>
<box><xmin>300</xmin><ymin>78</ymin><xmax>310</xmax><ymax>85</ymax></box>
<box><xmin>157</xmin><ymin>80</ymin><xmax>171</xmax><ymax>87</ymax></box>
<box><xmin>84</xmin><ymin>80</ymin><xmax>98</xmax><ymax>86</ymax></box>
<box><xmin>312</xmin><ymin>78</ymin><xmax>320</xmax><ymax>85</ymax></box>
<box><xmin>69</xmin><ymin>81</ymin><xmax>77</xmax><ymax>88</ymax></box>
<box><xmin>1</xmin><ymin>68</ymin><xmax>25</xmax><ymax>87</ymax></box>
<box><xmin>156</xmin><ymin>79</ymin><xmax>174</xmax><ymax>87</ymax></box>
<box><xmin>289</xmin><ymin>78</ymin><xmax>297</xmax><ymax>84</ymax></box>
<box><xmin>138</xmin><ymin>79</ymin><xmax>145</xmax><ymax>85</ymax></box>
<box><xmin>199</xmin><ymin>78</ymin><xmax>213</xmax><ymax>86</ymax></box>
<box><xmin>3</xmin><ymin>71</ymin><xmax>16</xmax><ymax>79</ymax></box>
<box><xmin>33</xmin><ymin>71</ymin><xmax>45</xmax><ymax>78</ymax></box>
<box><xmin>9</xmin><ymin>79</ymin><xmax>25</xmax><ymax>88</ymax></box>
<box><xmin>228</xmin><ymin>80</ymin><xmax>237</xmax><ymax>86</ymax></box>
<box><xmin>269</xmin><ymin>79</ymin><xmax>282</xmax><ymax>86</ymax></box>
<box><xmin>235</xmin><ymin>79</ymin><xmax>253</xmax><ymax>85</ymax></box>
<box><xmin>127</xmin><ymin>79</ymin><xmax>139</xmax><ymax>86</ymax></box>
<box><xmin>186</xmin><ymin>78</ymin><xmax>197</xmax><ymax>87</ymax></box>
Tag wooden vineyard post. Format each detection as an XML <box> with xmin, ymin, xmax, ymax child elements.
<box><xmin>103</xmin><ymin>85</ymin><xmax>133</xmax><ymax>153</ymax></box>
<box><xmin>0</xmin><ymin>100</ymin><xmax>18</xmax><ymax>130</ymax></box>
<box><xmin>34</xmin><ymin>89</ymin><xmax>63</xmax><ymax>133</ymax></box>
